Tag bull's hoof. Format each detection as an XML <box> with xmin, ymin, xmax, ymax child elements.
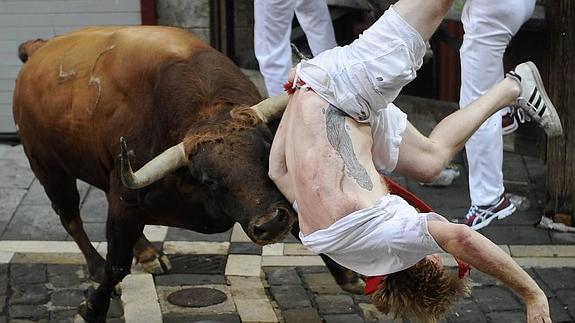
<box><xmin>139</xmin><ymin>252</ymin><xmax>172</xmax><ymax>274</ymax></box>
<box><xmin>78</xmin><ymin>301</ymin><xmax>106</xmax><ymax>323</ymax></box>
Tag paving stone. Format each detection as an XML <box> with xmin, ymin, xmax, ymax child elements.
<box><xmin>225</xmin><ymin>255</ymin><xmax>261</xmax><ymax>277</ymax></box>
<box><xmin>550</xmin><ymin>232</ymin><xmax>575</xmax><ymax>245</ymax></box>
<box><xmin>154</xmin><ymin>274</ymin><xmax>226</xmax><ymax>286</ymax></box>
<box><xmin>10</xmin><ymin>284</ymin><xmax>50</xmax><ymax>305</ymax></box>
<box><xmin>298</xmin><ymin>266</ymin><xmax>329</xmax><ymax>274</ymax></box>
<box><xmin>498</xmin><ymin>208</ymin><xmax>546</xmax><ymax>225</ymax></box>
<box><xmin>534</xmin><ymin>267</ymin><xmax>575</xmax><ymax>290</ymax></box>
<box><xmin>47</xmin><ymin>264</ymin><xmax>88</xmax><ymax>288</ymax></box>
<box><xmin>510</xmin><ymin>245</ymin><xmax>575</xmax><ymax>257</ymax></box>
<box><xmin>0</xmin><ymin>295</ymin><xmax>5</xmax><ymax>314</ymax></box>
<box><xmin>283</xmin><ymin>243</ymin><xmax>315</xmax><ymax>256</ymax></box>
<box><xmin>0</xmin><ymin>275</ymin><xmax>7</xmax><ymax>294</ymax></box>
<box><xmin>105</xmin><ymin>318</ymin><xmax>125</xmax><ymax>323</ymax></box>
<box><xmin>10</xmin><ymin>264</ymin><xmax>47</xmax><ymax>284</ymax></box>
<box><xmin>11</xmin><ymin>253</ymin><xmax>86</xmax><ymax>266</ymax></box>
<box><xmin>265</xmin><ymin>267</ymin><xmax>302</xmax><ymax>285</ymax></box>
<box><xmin>262</xmin><ymin>243</ymin><xmax>283</xmax><ymax>256</ymax></box>
<box><xmin>50</xmin><ymin>289</ymin><xmax>84</xmax><ymax>307</ymax></box>
<box><xmin>9</xmin><ymin>304</ymin><xmax>48</xmax><ymax>320</ymax></box>
<box><xmin>228</xmin><ymin>242</ymin><xmax>262</xmax><ymax>255</ymax></box>
<box><xmin>323</xmin><ymin>314</ymin><xmax>364</xmax><ymax>323</ymax></box>
<box><xmin>2</xmin><ymin>205</ymin><xmax>68</xmax><ymax>241</ymax></box>
<box><xmin>163</xmin><ymin>241</ymin><xmax>229</xmax><ymax>255</ymax></box>
<box><xmin>0</xmin><ymin>317</ymin><xmax>5</xmax><ymax>323</ymax></box>
<box><xmin>49</xmin><ymin>309</ymin><xmax>78</xmax><ymax>321</ymax></box>
<box><xmin>20</xmin><ymin>180</ymin><xmax>51</xmax><ymax>206</ymax></box>
<box><xmin>269</xmin><ymin>285</ymin><xmax>311</xmax><ymax>310</ymax></box>
<box><xmin>166</xmin><ymin>227</ymin><xmax>232</xmax><ymax>242</ymax></box>
<box><xmin>227</xmin><ymin>276</ymin><xmax>267</xmax><ymax>300</ymax></box>
<box><xmin>503</xmin><ymin>152</ymin><xmax>530</xmax><ymax>183</ymax></box>
<box><xmin>0</xmin><ymin>263</ymin><xmax>8</xmax><ymax>275</ymax></box>
<box><xmin>303</xmin><ymin>272</ymin><xmax>344</xmax><ymax>295</ymax></box>
<box><xmin>167</xmin><ymin>255</ymin><xmax>227</xmax><ymax>274</ymax></box>
<box><xmin>75</xmin><ymin>222</ymin><xmax>106</xmax><ymax>242</ymax></box>
<box><xmin>0</xmin><ymin>159</ymin><xmax>35</xmax><ymax>189</ymax></box>
<box><xmin>548</xmin><ymin>297</ymin><xmax>574</xmax><ymax>323</ymax></box>
<box><xmin>555</xmin><ymin>289</ymin><xmax>575</xmax><ymax>319</ymax></box>
<box><xmin>282</xmin><ymin>308</ymin><xmax>322</xmax><ymax>323</ymax></box>
<box><xmin>230</xmin><ymin>223</ymin><xmax>251</xmax><ymax>243</ymax></box>
<box><xmin>315</xmin><ymin>295</ymin><xmax>355</xmax><ymax>315</ymax></box>
<box><xmin>0</xmin><ymin>188</ymin><xmax>26</xmax><ymax>222</ymax></box>
<box><xmin>481</xmin><ymin>225</ymin><xmax>551</xmax><ymax>245</ymax></box>
<box><xmin>468</xmin><ymin>270</ymin><xmax>498</xmax><ymax>287</ymax></box>
<box><xmin>163</xmin><ymin>313</ymin><xmax>241</xmax><ymax>323</ymax></box>
<box><xmin>406</xmin><ymin>177</ymin><xmax>470</xmax><ymax>210</ymax></box>
<box><xmin>79</xmin><ymin>188</ymin><xmax>108</xmax><ymax>223</ymax></box>
<box><xmin>234</xmin><ymin>299</ymin><xmax>278</xmax><ymax>322</ymax></box>
<box><xmin>261</xmin><ymin>255</ymin><xmax>324</xmax><ymax>267</ymax></box>
<box><xmin>445</xmin><ymin>298</ymin><xmax>486</xmax><ymax>323</ymax></box>
<box><xmin>472</xmin><ymin>287</ymin><xmax>522</xmax><ymax>312</ymax></box>
<box><xmin>486</xmin><ymin>311</ymin><xmax>526</xmax><ymax>323</ymax></box>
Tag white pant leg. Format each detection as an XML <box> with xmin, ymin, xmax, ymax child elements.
<box><xmin>294</xmin><ymin>0</ymin><xmax>337</xmax><ymax>56</ymax></box>
<box><xmin>460</xmin><ymin>0</ymin><xmax>535</xmax><ymax>205</ymax></box>
<box><xmin>254</xmin><ymin>0</ymin><xmax>296</xmax><ymax>96</ymax></box>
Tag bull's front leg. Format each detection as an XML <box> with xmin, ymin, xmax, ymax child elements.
<box><xmin>79</xmin><ymin>207</ymin><xmax>144</xmax><ymax>323</ymax></box>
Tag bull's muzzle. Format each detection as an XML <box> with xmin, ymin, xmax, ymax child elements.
<box><xmin>250</xmin><ymin>206</ymin><xmax>293</xmax><ymax>244</ymax></box>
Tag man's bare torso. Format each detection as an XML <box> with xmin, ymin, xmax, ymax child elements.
<box><xmin>278</xmin><ymin>89</ymin><xmax>389</xmax><ymax>235</ymax></box>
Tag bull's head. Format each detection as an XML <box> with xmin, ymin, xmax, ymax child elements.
<box><xmin>120</xmin><ymin>95</ymin><xmax>294</xmax><ymax>244</ymax></box>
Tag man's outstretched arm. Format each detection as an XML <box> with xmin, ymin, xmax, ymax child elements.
<box><xmin>427</xmin><ymin>221</ymin><xmax>551</xmax><ymax>323</ymax></box>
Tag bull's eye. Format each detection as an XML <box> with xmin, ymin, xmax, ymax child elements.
<box><xmin>201</xmin><ymin>175</ymin><xmax>219</xmax><ymax>190</ymax></box>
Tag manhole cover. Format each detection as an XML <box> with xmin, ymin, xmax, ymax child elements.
<box><xmin>167</xmin><ymin>287</ymin><xmax>227</xmax><ymax>307</ymax></box>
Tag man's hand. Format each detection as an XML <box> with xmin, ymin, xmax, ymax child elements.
<box><xmin>526</xmin><ymin>292</ymin><xmax>552</xmax><ymax>323</ymax></box>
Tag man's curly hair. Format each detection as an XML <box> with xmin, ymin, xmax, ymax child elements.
<box><xmin>369</xmin><ymin>257</ymin><xmax>471</xmax><ymax>323</ymax></box>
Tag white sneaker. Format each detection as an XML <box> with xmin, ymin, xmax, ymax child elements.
<box><xmin>507</xmin><ymin>62</ymin><xmax>563</xmax><ymax>137</ymax></box>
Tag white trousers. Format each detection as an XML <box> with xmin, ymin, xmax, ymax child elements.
<box><xmin>459</xmin><ymin>0</ymin><xmax>535</xmax><ymax>205</ymax></box>
<box><xmin>254</xmin><ymin>0</ymin><xmax>337</xmax><ymax>96</ymax></box>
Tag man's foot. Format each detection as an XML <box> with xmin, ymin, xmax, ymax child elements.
<box><xmin>507</xmin><ymin>61</ymin><xmax>563</xmax><ymax>137</ymax></box>
<box><xmin>463</xmin><ymin>195</ymin><xmax>516</xmax><ymax>230</ymax></box>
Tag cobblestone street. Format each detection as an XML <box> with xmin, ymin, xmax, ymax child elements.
<box><xmin>1</xmin><ymin>115</ymin><xmax>575</xmax><ymax>322</ymax></box>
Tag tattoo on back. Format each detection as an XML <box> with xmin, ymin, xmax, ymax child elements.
<box><xmin>325</xmin><ymin>105</ymin><xmax>373</xmax><ymax>191</ymax></box>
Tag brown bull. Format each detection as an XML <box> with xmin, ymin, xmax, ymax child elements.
<box><xmin>13</xmin><ymin>26</ymin><xmax>305</xmax><ymax>322</ymax></box>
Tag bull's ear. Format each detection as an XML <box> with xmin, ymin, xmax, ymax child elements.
<box><xmin>119</xmin><ymin>137</ymin><xmax>188</xmax><ymax>189</ymax></box>
<box><xmin>249</xmin><ymin>94</ymin><xmax>289</xmax><ymax>123</ymax></box>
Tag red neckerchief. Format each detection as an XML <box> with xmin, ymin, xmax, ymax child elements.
<box><xmin>283</xmin><ymin>80</ymin><xmax>306</xmax><ymax>95</ymax></box>
<box><xmin>284</xmin><ymin>79</ymin><xmax>472</xmax><ymax>295</ymax></box>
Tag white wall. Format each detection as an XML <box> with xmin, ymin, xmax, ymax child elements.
<box><xmin>0</xmin><ymin>0</ymin><xmax>142</xmax><ymax>133</ymax></box>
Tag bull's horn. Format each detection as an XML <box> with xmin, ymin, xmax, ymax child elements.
<box><xmin>250</xmin><ymin>94</ymin><xmax>289</xmax><ymax>123</ymax></box>
<box><xmin>120</xmin><ymin>137</ymin><xmax>188</xmax><ymax>189</ymax></box>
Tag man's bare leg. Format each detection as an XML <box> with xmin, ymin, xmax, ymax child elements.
<box><xmin>428</xmin><ymin>221</ymin><xmax>551</xmax><ymax>323</ymax></box>
<box><xmin>393</xmin><ymin>0</ymin><xmax>454</xmax><ymax>41</ymax></box>
<box><xmin>394</xmin><ymin>78</ymin><xmax>520</xmax><ymax>182</ymax></box>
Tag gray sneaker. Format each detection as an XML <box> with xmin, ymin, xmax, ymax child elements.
<box><xmin>507</xmin><ymin>62</ymin><xmax>563</xmax><ymax>137</ymax></box>
<box><xmin>463</xmin><ymin>195</ymin><xmax>516</xmax><ymax>230</ymax></box>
